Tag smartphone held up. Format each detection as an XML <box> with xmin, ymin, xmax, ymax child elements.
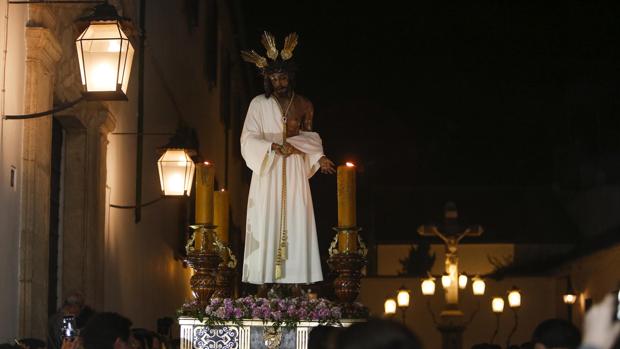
<box><xmin>61</xmin><ymin>316</ymin><xmax>78</xmax><ymax>340</ymax></box>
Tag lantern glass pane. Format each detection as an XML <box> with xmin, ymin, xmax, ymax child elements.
<box><xmin>492</xmin><ymin>297</ymin><xmax>505</xmax><ymax>313</ymax></box>
<box><xmin>472</xmin><ymin>279</ymin><xmax>486</xmax><ymax>296</ymax></box>
<box><xmin>458</xmin><ymin>274</ymin><xmax>468</xmax><ymax>289</ymax></box>
<box><xmin>421</xmin><ymin>279</ymin><xmax>436</xmax><ymax>296</ymax></box>
<box><xmin>384</xmin><ymin>299</ymin><xmax>397</xmax><ymax>315</ymax></box>
<box><xmin>508</xmin><ymin>290</ymin><xmax>521</xmax><ymax>308</ymax></box>
<box><xmin>76</xmin><ymin>22</ymin><xmax>133</xmax><ymax>93</ymax></box>
<box><xmin>119</xmin><ymin>39</ymin><xmax>134</xmax><ymax>93</ymax></box>
<box><xmin>563</xmin><ymin>294</ymin><xmax>577</xmax><ymax>305</ymax></box>
<box><xmin>158</xmin><ymin>150</ymin><xmax>194</xmax><ymax>196</ymax></box>
<box><xmin>397</xmin><ymin>290</ymin><xmax>410</xmax><ymax>307</ymax></box>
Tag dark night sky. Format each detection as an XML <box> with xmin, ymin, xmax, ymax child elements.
<box><xmin>238</xmin><ymin>1</ymin><xmax>620</xmax><ymax>244</ymax></box>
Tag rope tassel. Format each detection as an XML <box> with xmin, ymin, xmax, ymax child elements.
<box><xmin>273</xmin><ymin>92</ymin><xmax>294</xmax><ymax>280</ymax></box>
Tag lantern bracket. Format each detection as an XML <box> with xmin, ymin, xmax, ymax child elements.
<box><xmin>3</xmin><ymin>96</ymin><xmax>85</xmax><ymax>120</ymax></box>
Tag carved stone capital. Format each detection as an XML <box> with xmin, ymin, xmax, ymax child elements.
<box><xmin>25</xmin><ymin>27</ymin><xmax>62</xmax><ymax>72</ymax></box>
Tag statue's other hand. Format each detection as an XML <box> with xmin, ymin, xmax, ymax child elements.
<box><xmin>319</xmin><ymin>156</ymin><xmax>336</xmax><ymax>174</ymax></box>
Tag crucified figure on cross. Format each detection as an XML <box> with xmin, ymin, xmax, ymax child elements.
<box><xmin>417</xmin><ymin>202</ymin><xmax>483</xmax><ymax>316</ymax></box>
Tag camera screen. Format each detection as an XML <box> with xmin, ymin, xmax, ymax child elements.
<box><xmin>616</xmin><ymin>290</ymin><xmax>620</xmax><ymax>321</ymax></box>
<box><xmin>62</xmin><ymin>316</ymin><xmax>78</xmax><ymax>338</ymax></box>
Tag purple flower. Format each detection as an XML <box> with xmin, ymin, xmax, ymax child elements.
<box><xmin>287</xmin><ymin>305</ymin><xmax>297</xmax><ymax>317</ymax></box>
<box><xmin>215</xmin><ymin>307</ymin><xmax>226</xmax><ymax>318</ymax></box>
<box><xmin>309</xmin><ymin>311</ymin><xmax>319</xmax><ymax>320</ymax></box>
<box><xmin>233</xmin><ymin>308</ymin><xmax>244</xmax><ymax>318</ymax></box>
<box><xmin>271</xmin><ymin>310</ymin><xmax>282</xmax><ymax>321</ymax></box>
<box><xmin>331</xmin><ymin>307</ymin><xmax>342</xmax><ymax>319</ymax></box>
<box><xmin>318</xmin><ymin>308</ymin><xmax>330</xmax><ymax>319</ymax></box>
<box><xmin>251</xmin><ymin>307</ymin><xmax>262</xmax><ymax>318</ymax></box>
<box><xmin>298</xmin><ymin>308</ymin><xmax>308</xmax><ymax>319</ymax></box>
<box><xmin>210</xmin><ymin>298</ymin><xmax>221</xmax><ymax>306</ymax></box>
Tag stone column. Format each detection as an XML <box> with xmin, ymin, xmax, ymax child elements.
<box><xmin>18</xmin><ymin>26</ymin><xmax>62</xmax><ymax>338</ymax></box>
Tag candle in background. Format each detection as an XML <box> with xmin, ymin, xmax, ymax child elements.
<box><xmin>214</xmin><ymin>188</ymin><xmax>230</xmax><ymax>244</ymax></box>
<box><xmin>194</xmin><ymin>162</ymin><xmax>214</xmax><ymax>249</ymax></box>
<box><xmin>337</xmin><ymin>162</ymin><xmax>356</xmax><ymax>227</ymax></box>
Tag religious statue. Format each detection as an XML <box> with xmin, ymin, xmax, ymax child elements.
<box><xmin>240</xmin><ymin>32</ymin><xmax>335</xmax><ymax>291</ymax></box>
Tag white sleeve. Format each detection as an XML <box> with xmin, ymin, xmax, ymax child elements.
<box><xmin>240</xmin><ymin>99</ymin><xmax>276</xmax><ymax>175</ymax></box>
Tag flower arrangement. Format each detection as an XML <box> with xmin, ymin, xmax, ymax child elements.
<box><xmin>178</xmin><ymin>296</ymin><xmax>369</xmax><ymax>329</ymax></box>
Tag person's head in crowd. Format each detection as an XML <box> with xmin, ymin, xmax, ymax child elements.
<box><xmin>0</xmin><ymin>344</ymin><xmax>17</xmax><ymax>349</ymax></box>
<box><xmin>308</xmin><ymin>325</ymin><xmax>342</xmax><ymax>349</ymax></box>
<box><xmin>61</xmin><ymin>290</ymin><xmax>95</xmax><ymax>329</ymax></box>
<box><xmin>80</xmin><ymin>312</ymin><xmax>132</xmax><ymax>349</ymax></box>
<box><xmin>335</xmin><ymin>317</ymin><xmax>422</xmax><ymax>349</ymax></box>
<box><xmin>131</xmin><ymin>328</ymin><xmax>163</xmax><ymax>349</ymax></box>
<box><xmin>156</xmin><ymin>317</ymin><xmax>173</xmax><ymax>338</ymax></box>
<box><xmin>531</xmin><ymin>318</ymin><xmax>580</xmax><ymax>349</ymax></box>
<box><xmin>61</xmin><ymin>291</ymin><xmax>85</xmax><ymax>317</ymax></box>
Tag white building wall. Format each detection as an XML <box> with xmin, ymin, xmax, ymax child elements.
<box><xmin>0</xmin><ymin>0</ymin><xmax>26</xmax><ymax>342</ymax></box>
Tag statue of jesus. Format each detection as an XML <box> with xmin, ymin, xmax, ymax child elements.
<box><xmin>240</xmin><ymin>32</ymin><xmax>335</xmax><ymax>289</ymax></box>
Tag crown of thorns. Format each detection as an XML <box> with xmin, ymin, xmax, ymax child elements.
<box><xmin>241</xmin><ymin>31</ymin><xmax>298</xmax><ymax>70</ymax></box>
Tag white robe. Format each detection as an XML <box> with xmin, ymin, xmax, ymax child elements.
<box><xmin>241</xmin><ymin>95</ymin><xmax>324</xmax><ymax>284</ymax></box>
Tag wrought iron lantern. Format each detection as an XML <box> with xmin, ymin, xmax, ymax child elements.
<box><xmin>157</xmin><ymin>149</ymin><xmax>196</xmax><ymax>196</ymax></box>
<box><xmin>76</xmin><ymin>3</ymin><xmax>134</xmax><ymax>100</ymax></box>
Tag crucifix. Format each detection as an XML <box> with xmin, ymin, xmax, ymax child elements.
<box><xmin>417</xmin><ymin>202</ymin><xmax>483</xmax><ymax>316</ymax></box>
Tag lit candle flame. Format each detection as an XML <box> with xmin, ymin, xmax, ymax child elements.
<box><xmin>204</xmin><ymin>161</ymin><xmax>210</xmax><ymax>165</ymax></box>
<box><xmin>345</xmin><ymin>162</ymin><xmax>355</xmax><ymax>167</ymax></box>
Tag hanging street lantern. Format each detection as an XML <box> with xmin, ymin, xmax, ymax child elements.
<box><xmin>492</xmin><ymin>297</ymin><xmax>505</xmax><ymax>313</ymax></box>
<box><xmin>157</xmin><ymin>148</ymin><xmax>196</xmax><ymax>196</ymax></box>
<box><xmin>384</xmin><ymin>298</ymin><xmax>397</xmax><ymax>315</ymax></box>
<box><xmin>458</xmin><ymin>274</ymin><xmax>468</xmax><ymax>290</ymax></box>
<box><xmin>507</xmin><ymin>286</ymin><xmax>522</xmax><ymax>308</ymax></box>
<box><xmin>76</xmin><ymin>3</ymin><xmax>135</xmax><ymax>100</ymax></box>
<box><xmin>421</xmin><ymin>277</ymin><xmax>436</xmax><ymax>296</ymax></box>
<box><xmin>397</xmin><ymin>286</ymin><xmax>411</xmax><ymax>308</ymax></box>
<box><xmin>472</xmin><ymin>276</ymin><xmax>486</xmax><ymax>296</ymax></box>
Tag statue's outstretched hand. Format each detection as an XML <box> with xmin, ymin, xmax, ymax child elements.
<box><xmin>319</xmin><ymin>156</ymin><xmax>336</xmax><ymax>174</ymax></box>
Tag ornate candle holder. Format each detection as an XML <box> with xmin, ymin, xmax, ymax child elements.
<box><xmin>184</xmin><ymin>224</ymin><xmax>221</xmax><ymax>307</ymax></box>
<box><xmin>212</xmin><ymin>240</ymin><xmax>237</xmax><ymax>299</ymax></box>
<box><xmin>327</xmin><ymin>226</ymin><xmax>368</xmax><ymax>304</ymax></box>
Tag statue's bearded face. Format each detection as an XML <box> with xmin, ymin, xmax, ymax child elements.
<box><xmin>268</xmin><ymin>72</ymin><xmax>290</xmax><ymax>97</ymax></box>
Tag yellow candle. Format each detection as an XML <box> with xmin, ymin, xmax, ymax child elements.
<box><xmin>337</xmin><ymin>162</ymin><xmax>356</xmax><ymax>227</ymax></box>
<box><xmin>214</xmin><ymin>189</ymin><xmax>230</xmax><ymax>244</ymax></box>
<box><xmin>195</xmin><ymin>162</ymin><xmax>215</xmax><ymax>225</ymax></box>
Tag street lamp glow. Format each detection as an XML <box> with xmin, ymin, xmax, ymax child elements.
<box><xmin>157</xmin><ymin>149</ymin><xmax>196</xmax><ymax>196</ymax></box>
<box><xmin>421</xmin><ymin>278</ymin><xmax>436</xmax><ymax>296</ymax></box>
<box><xmin>492</xmin><ymin>297</ymin><xmax>505</xmax><ymax>313</ymax></box>
<box><xmin>508</xmin><ymin>287</ymin><xmax>522</xmax><ymax>308</ymax></box>
<box><xmin>472</xmin><ymin>277</ymin><xmax>486</xmax><ymax>296</ymax></box>
<box><xmin>75</xmin><ymin>4</ymin><xmax>134</xmax><ymax>100</ymax></box>
<box><xmin>441</xmin><ymin>274</ymin><xmax>452</xmax><ymax>289</ymax></box>
<box><xmin>458</xmin><ymin>274</ymin><xmax>468</xmax><ymax>289</ymax></box>
<box><xmin>563</xmin><ymin>293</ymin><xmax>577</xmax><ymax>305</ymax></box>
<box><xmin>397</xmin><ymin>287</ymin><xmax>411</xmax><ymax>308</ymax></box>
<box><xmin>384</xmin><ymin>298</ymin><xmax>397</xmax><ymax>315</ymax></box>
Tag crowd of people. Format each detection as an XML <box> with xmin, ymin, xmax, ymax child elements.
<box><xmin>307</xmin><ymin>293</ymin><xmax>620</xmax><ymax>349</ymax></box>
<box><xmin>2</xmin><ymin>292</ymin><xmax>618</xmax><ymax>349</ymax></box>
